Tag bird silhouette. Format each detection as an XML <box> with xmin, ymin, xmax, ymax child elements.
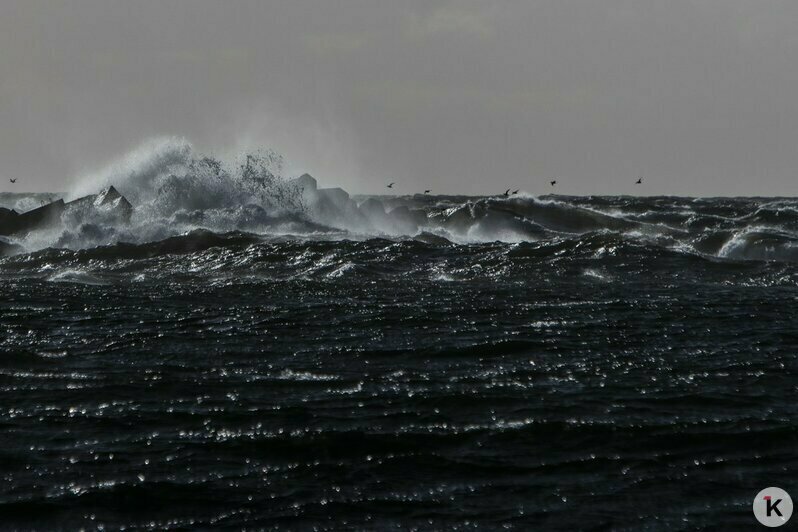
<box><xmin>635</xmin><ymin>177</ymin><xmax>642</xmax><ymax>184</ymax></box>
<box><xmin>387</xmin><ymin>182</ymin><xmax>395</xmax><ymax>189</ymax></box>
<box><xmin>550</xmin><ymin>180</ymin><xmax>557</xmax><ymax>187</ymax></box>
<box><xmin>424</xmin><ymin>189</ymin><xmax>430</xmax><ymax>194</ymax></box>
<box><xmin>512</xmin><ymin>189</ymin><xmax>519</xmax><ymax>195</ymax></box>
<box><xmin>9</xmin><ymin>179</ymin><xmax>16</xmax><ymax>184</ymax></box>
<box><xmin>504</xmin><ymin>188</ymin><xmax>511</xmax><ymax>197</ymax></box>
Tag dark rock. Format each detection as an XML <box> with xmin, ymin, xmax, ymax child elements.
<box><xmin>95</xmin><ymin>186</ymin><xmax>133</xmax><ymax>221</ymax></box>
<box><xmin>4</xmin><ymin>199</ymin><xmax>66</xmax><ymax>236</ymax></box>
<box><xmin>0</xmin><ymin>207</ymin><xmax>19</xmax><ymax>235</ymax></box>
<box><xmin>288</xmin><ymin>174</ymin><xmax>321</xmax><ymax>213</ymax></box>
<box><xmin>0</xmin><ymin>186</ymin><xmax>134</xmax><ymax>237</ymax></box>
<box><xmin>291</xmin><ymin>173</ymin><xmax>318</xmax><ymax>192</ymax></box>
<box><xmin>308</xmin><ymin>187</ymin><xmax>369</xmax><ymax>230</ymax></box>
<box><xmin>0</xmin><ymin>238</ymin><xmax>23</xmax><ymax>256</ymax></box>
<box><xmin>316</xmin><ymin>188</ymin><xmax>350</xmax><ymax>210</ymax></box>
<box><xmin>94</xmin><ymin>185</ymin><xmax>123</xmax><ymax>205</ymax></box>
<box><xmin>66</xmin><ymin>186</ymin><xmax>133</xmax><ymax>222</ymax></box>
<box><xmin>414</xmin><ymin>231</ymin><xmax>453</xmax><ymax>246</ymax></box>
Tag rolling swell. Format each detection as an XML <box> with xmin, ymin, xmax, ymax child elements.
<box><xmin>2</xmin><ymin>225</ymin><xmax>797</xmax><ymax>288</ymax></box>
<box><xmin>1</xmin><ymin>264</ymin><xmax>795</xmax><ymax>528</ymax></box>
<box><xmin>6</xmin><ymin>191</ymin><xmax>798</xmax><ymax>270</ymax></box>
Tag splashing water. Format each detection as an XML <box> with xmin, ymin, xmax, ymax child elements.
<box><xmin>7</xmin><ymin>138</ymin><xmax>311</xmax><ymax>251</ymax></box>
<box><xmin>4</xmin><ymin>137</ymin><xmax>798</xmax><ymax>267</ymax></box>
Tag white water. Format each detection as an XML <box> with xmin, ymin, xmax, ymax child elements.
<box><xmin>5</xmin><ymin>138</ymin><xmax>798</xmax><ymax>263</ymax></box>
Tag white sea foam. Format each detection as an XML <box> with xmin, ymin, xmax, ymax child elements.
<box><xmin>4</xmin><ymin>138</ymin><xmax>798</xmax><ymax>264</ymax></box>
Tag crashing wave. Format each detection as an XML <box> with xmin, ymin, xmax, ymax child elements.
<box><xmin>4</xmin><ymin>138</ymin><xmax>798</xmax><ymax>265</ymax></box>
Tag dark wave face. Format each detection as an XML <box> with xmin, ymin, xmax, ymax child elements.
<box><xmin>2</xmin><ymin>227</ymin><xmax>796</xmax><ymax>529</ymax></box>
<box><xmin>1</xmin><ymin>145</ymin><xmax>797</xmax><ymax>528</ymax></box>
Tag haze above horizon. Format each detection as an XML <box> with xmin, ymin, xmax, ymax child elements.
<box><xmin>2</xmin><ymin>1</ymin><xmax>797</xmax><ymax>197</ymax></box>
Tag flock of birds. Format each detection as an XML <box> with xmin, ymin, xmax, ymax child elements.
<box><xmin>386</xmin><ymin>177</ymin><xmax>644</xmax><ymax>195</ymax></box>
<box><xmin>5</xmin><ymin>177</ymin><xmax>645</xmax><ymax>195</ymax></box>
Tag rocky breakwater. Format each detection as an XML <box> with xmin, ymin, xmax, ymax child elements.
<box><xmin>0</xmin><ymin>186</ymin><xmax>133</xmax><ymax>255</ymax></box>
<box><xmin>289</xmin><ymin>173</ymin><xmax>429</xmax><ymax>235</ymax></box>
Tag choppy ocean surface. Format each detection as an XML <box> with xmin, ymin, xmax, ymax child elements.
<box><xmin>1</xmin><ymin>142</ymin><xmax>797</xmax><ymax>529</ymax></box>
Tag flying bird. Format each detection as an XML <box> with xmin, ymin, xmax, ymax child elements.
<box><xmin>550</xmin><ymin>180</ymin><xmax>557</xmax><ymax>187</ymax></box>
<box><xmin>9</xmin><ymin>179</ymin><xmax>16</xmax><ymax>184</ymax></box>
<box><xmin>424</xmin><ymin>190</ymin><xmax>430</xmax><ymax>194</ymax></box>
<box><xmin>636</xmin><ymin>177</ymin><xmax>642</xmax><ymax>184</ymax></box>
<box><xmin>387</xmin><ymin>182</ymin><xmax>395</xmax><ymax>189</ymax></box>
<box><xmin>512</xmin><ymin>190</ymin><xmax>519</xmax><ymax>195</ymax></box>
<box><xmin>504</xmin><ymin>188</ymin><xmax>511</xmax><ymax>197</ymax></box>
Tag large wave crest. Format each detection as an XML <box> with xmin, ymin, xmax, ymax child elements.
<box><xmin>4</xmin><ymin>137</ymin><xmax>798</xmax><ymax>266</ymax></box>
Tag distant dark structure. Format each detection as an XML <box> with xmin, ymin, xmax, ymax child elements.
<box><xmin>0</xmin><ymin>186</ymin><xmax>132</xmax><ymax>237</ymax></box>
<box><xmin>286</xmin><ymin>173</ymin><xmax>430</xmax><ymax>235</ymax></box>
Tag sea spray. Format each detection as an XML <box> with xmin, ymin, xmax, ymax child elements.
<box><xmin>5</xmin><ymin>139</ymin><xmax>798</xmax><ymax>263</ymax></box>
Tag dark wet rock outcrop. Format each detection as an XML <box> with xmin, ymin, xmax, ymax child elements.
<box><xmin>0</xmin><ymin>239</ymin><xmax>23</xmax><ymax>257</ymax></box>
<box><xmin>0</xmin><ymin>186</ymin><xmax>132</xmax><ymax>237</ymax></box>
<box><xmin>0</xmin><ymin>207</ymin><xmax>19</xmax><ymax>227</ymax></box>
<box><xmin>64</xmin><ymin>186</ymin><xmax>133</xmax><ymax>224</ymax></box>
<box><xmin>286</xmin><ymin>173</ymin><xmax>439</xmax><ymax>235</ymax></box>
<box><xmin>0</xmin><ymin>200</ymin><xmax>65</xmax><ymax>236</ymax></box>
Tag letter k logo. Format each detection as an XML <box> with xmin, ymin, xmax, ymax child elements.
<box><xmin>765</xmin><ymin>495</ymin><xmax>784</xmax><ymax>517</ymax></box>
<box><xmin>754</xmin><ymin>487</ymin><xmax>792</xmax><ymax>526</ymax></box>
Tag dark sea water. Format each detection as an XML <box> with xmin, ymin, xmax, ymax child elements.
<box><xmin>2</xmin><ymin>190</ymin><xmax>798</xmax><ymax>529</ymax></box>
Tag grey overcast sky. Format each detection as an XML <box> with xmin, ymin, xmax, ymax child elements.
<box><xmin>1</xmin><ymin>1</ymin><xmax>798</xmax><ymax>196</ymax></box>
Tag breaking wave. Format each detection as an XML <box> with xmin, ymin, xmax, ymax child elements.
<box><xmin>3</xmin><ymin>138</ymin><xmax>798</xmax><ymax>270</ymax></box>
